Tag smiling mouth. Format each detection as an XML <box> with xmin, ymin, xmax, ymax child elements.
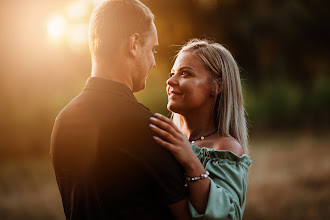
<box><xmin>168</xmin><ymin>88</ymin><xmax>182</xmax><ymax>95</ymax></box>
<box><xmin>170</xmin><ymin>91</ymin><xmax>181</xmax><ymax>95</ymax></box>
<box><xmin>168</xmin><ymin>90</ymin><xmax>183</xmax><ymax>100</ymax></box>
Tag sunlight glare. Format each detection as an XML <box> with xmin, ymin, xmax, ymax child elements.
<box><xmin>67</xmin><ymin>24</ymin><xmax>89</xmax><ymax>51</ymax></box>
<box><xmin>67</xmin><ymin>1</ymin><xmax>89</xmax><ymax>19</ymax></box>
<box><xmin>91</xmin><ymin>0</ymin><xmax>107</xmax><ymax>6</ymax></box>
<box><xmin>47</xmin><ymin>14</ymin><xmax>67</xmax><ymax>43</ymax></box>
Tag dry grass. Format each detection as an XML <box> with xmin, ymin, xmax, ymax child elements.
<box><xmin>0</xmin><ymin>158</ymin><xmax>64</xmax><ymax>220</ymax></box>
<box><xmin>0</xmin><ymin>133</ymin><xmax>329</xmax><ymax>219</ymax></box>
<box><xmin>245</xmin><ymin>133</ymin><xmax>330</xmax><ymax>220</ymax></box>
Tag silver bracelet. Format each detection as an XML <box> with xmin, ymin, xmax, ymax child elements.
<box><xmin>186</xmin><ymin>170</ymin><xmax>209</xmax><ymax>183</ymax></box>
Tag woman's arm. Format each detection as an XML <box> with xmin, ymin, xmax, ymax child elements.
<box><xmin>149</xmin><ymin>113</ymin><xmax>210</xmax><ymax>214</ymax></box>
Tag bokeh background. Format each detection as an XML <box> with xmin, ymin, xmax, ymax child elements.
<box><xmin>0</xmin><ymin>0</ymin><xmax>329</xmax><ymax>219</ymax></box>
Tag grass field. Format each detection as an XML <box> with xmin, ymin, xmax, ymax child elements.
<box><xmin>0</xmin><ymin>133</ymin><xmax>329</xmax><ymax>220</ymax></box>
<box><xmin>245</xmin><ymin>132</ymin><xmax>330</xmax><ymax>220</ymax></box>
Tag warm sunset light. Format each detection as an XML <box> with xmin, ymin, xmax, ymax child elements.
<box><xmin>67</xmin><ymin>23</ymin><xmax>89</xmax><ymax>51</ymax></box>
<box><xmin>47</xmin><ymin>14</ymin><xmax>67</xmax><ymax>43</ymax></box>
<box><xmin>1</xmin><ymin>0</ymin><xmax>329</xmax><ymax>219</ymax></box>
<box><xmin>46</xmin><ymin>1</ymin><xmax>96</xmax><ymax>50</ymax></box>
<box><xmin>91</xmin><ymin>0</ymin><xmax>106</xmax><ymax>6</ymax></box>
<box><xmin>66</xmin><ymin>1</ymin><xmax>89</xmax><ymax>20</ymax></box>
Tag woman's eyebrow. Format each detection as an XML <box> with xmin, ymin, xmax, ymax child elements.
<box><xmin>171</xmin><ymin>66</ymin><xmax>195</xmax><ymax>72</ymax></box>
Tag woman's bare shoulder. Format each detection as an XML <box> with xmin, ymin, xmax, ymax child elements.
<box><xmin>213</xmin><ymin>136</ymin><xmax>244</xmax><ymax>156</ymax></box>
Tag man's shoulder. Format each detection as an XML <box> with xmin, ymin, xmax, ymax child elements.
<box><xmin>54</xmin><ymin>94</ymin><xmax>81</xmax><ymax>121</ymax></box>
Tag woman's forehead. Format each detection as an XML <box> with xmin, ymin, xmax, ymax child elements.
<box><xmin>173</xmin><ymin>52</ymin><xmax>204</xmax><ymax>69</ymax></box>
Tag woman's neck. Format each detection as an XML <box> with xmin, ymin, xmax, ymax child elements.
<box><xmin>180</xmin><ymin>110</ymin><xmax>217</xmax><ymax>141</ymax></box>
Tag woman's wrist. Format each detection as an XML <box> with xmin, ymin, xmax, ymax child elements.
<box><xmin>186</xmin><ymin>170</ymin><xmax>209</xmax><ymax>183</ymax></box>
<box><xmin>184</xmin><ymin>158</ymin><xmax>205</xmax><ymax>177</ymax></box>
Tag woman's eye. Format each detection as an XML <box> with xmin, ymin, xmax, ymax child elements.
<box><xmin>181</xmin><ymin>71</ymin><xmax>189</xmax><ymax>76</ymax></box>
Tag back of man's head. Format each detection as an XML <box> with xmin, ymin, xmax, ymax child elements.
<box><xmin>89</xmin><ymin>0</ymin><xmax>154</xmax><ymax>61</ymax></box>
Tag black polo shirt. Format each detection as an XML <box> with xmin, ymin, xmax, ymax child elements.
<box><xmin>50</xmin><ymin>77</ymin><xmax>187</xmax><ymax>220</ymax></box>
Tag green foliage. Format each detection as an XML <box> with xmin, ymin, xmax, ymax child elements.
<box><xmin>245</xmin><ymin>74</ymin><xmax>330</xmax><ymax>130</ymax></box>
<box><xmin>304</xmin><ymin>74</ymin><xmax>330</xmax><ymax>127</ymax></box>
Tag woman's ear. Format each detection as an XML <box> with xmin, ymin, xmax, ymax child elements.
<box><xmin>129</xmin><ymin>33</ymin><xmax>140</xmax><ymax>56</ymax></box>
<box><xmin>212</xmin><ymin>78</ymin><xmax>222</xmax><ymax>96</ymax></box>
<box><xmin>216</xmin><ymin>78</ymin><xmax>222</xmax><ymax>94</ymax></box>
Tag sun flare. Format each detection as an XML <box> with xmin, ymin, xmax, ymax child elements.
<box><xmin>67</xmin><ymin>1</ymin><xmax>89</xmax><ymax>20</ymax></box>
<box><xmin>46</xmin><ymin>0</ymin><xmax>106</xmax><ymax>50</ymax></box>
<box><xmin>47</xmin><ymin>14</ymin><xmax>67</xmax><ymax>43</ymax></box>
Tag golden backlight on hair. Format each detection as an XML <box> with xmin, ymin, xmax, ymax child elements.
<box><xmin>88</xmin><ymin>0</ymin><xmax>155</xmax><ymax>59</ymax></box>
<box><xmin>92</xmin><ymin>0</ymin><xmax>107</xmax><ymax>6</ymax></box>
<box><xmin>46</xmin><ymin>0</ymin><xmax>154</xmax><ymax>54</ymax></box>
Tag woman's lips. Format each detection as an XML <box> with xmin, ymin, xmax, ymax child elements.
<box><xmin>168</xmin><ymin>90</ymin><xmax>183</xmax><ymax>99</ymax></box>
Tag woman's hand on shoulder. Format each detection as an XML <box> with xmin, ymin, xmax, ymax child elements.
<box><xmin>215</xmin><ymin>137</ymin><xmax>244</xmax><ymax>156</ymax></box>
<box><xmin>149</xmin><ymin>113</ymin><xmax>201</xmax><ymax>171</ymax></box>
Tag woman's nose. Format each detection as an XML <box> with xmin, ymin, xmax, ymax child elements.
<box><xmin>166</xmin><ymin>75</ymin><xmax>178</xmax><ymax>86</ymax></box>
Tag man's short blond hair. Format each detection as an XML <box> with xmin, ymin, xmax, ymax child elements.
<box><xmin>88</xmin><ymin>0</ymin><xmax>154</xmax><ymax>59</ymax></box>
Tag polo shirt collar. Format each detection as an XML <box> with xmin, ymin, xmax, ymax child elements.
<box><xmin>83</xmin><ymin>77</ymin><xmax>137</xmax><ymax>101</ymax></box>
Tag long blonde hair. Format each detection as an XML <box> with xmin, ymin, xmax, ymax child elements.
<box><xmin>172</xmin><ymin>39</ymin><xmax>249</xmax><ymax>154</ymax></box>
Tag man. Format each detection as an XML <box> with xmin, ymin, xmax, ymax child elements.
<box><xmin>50</xmin><ymin>0</ymin><xmax>191</xmax><ymax>219</ymax></box>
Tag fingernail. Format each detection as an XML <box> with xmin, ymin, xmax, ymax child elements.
<box><xmin>149</xmin><ymin>124</ymin><xmax>156</xmax><ymax>128</ymax></box>
<box><xmin>150</xmin><ymin>117</ymin><xmax>157</xmax><ymax>121</ymax></box>
<box><xmin>153</xmin><ymin>136</ymin><xmax>159</xmax><ymax>140</ymax></box>
<box><xmin>154</xmin><ymin>113</ymin><xmax>162</xmax><ymax>117</ymax></box>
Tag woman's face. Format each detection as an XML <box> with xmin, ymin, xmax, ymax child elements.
<box><xmin>166</xmin><ymin>51</ymin><xmax>216</xmax><ymax>115</ymax></box>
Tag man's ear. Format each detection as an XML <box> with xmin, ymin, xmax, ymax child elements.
<box><xmin>212</xmin><ymin>78</ymin><xmax>222</xmax><ymax>96</ymax></box>
<box><xmin>129</xmin><ymin>33</ymin><xmax>140</xmax><ymax>57</ymax></box>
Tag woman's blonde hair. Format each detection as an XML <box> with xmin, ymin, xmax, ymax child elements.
<box><xmin>172</xmin><ymin>39</ymin><xmax>249</xmax><ymax>154</ymax></box>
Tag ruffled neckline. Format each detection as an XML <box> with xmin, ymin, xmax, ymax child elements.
<box><xmin>191</xmin><ymin>145</ymin><xmax>252</xmax><ymax>166</ymax></box>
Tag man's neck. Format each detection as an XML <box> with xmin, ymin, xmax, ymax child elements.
<box><xmin>91</xmin><ymin>59</ymin><xmax>134</xmax><ymax>91</ymax></box>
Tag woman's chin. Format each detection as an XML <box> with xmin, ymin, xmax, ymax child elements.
<box><xmin>167</xmin><ymin>103</ymin><xmax>182</xmax><ymax>114</ymax></box>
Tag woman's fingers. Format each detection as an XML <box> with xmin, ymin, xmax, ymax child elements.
<box><xmin>154</xmin><ymin>113</ymin><xmax>171</xmax><ymax>122</ymax></box>
<box><xmin>152</xmin><ymin>136</ymin><xmax>175</xmax><ymax>151</ymax></box>
<box><xmin>150</xmin><ymin>117</ymin><xmax>179</xmax><ymax>138</ymax></box>
<box><xmin>153</xmin><ymin>113</ymin><xmax>182</xmax><ymax>133</ymax></box>
<box><xmin>149</xmin><ymin>124</ymin><xmax>176</xmax><ymax>143</ymax></box>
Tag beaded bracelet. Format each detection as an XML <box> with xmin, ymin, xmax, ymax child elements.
<box><xmin>186</xmin><ymin>170</ymin><xmax>209</xmax><ymax>183</ymax></box>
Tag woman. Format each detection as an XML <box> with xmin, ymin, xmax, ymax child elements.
<box><xmin>149</xmin><ymin>39</ymin><xmax>252</xmax><ymax>219</ymax></box>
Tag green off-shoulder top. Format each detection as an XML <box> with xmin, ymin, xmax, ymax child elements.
<box><xmin>189</xmin><ymin>145</ymin><xmax>252</xmax><ymax>220</ymax></box>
